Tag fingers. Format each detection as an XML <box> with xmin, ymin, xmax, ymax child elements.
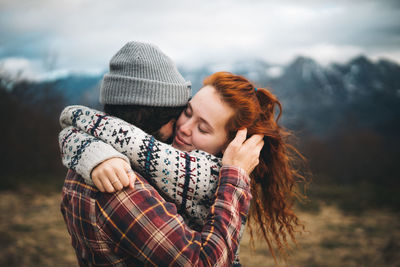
<box><xmin>248</xmin><ymin>138</ymin><xmax>264</xmax><ymax>173</ymax></box>
<box><xmin>254</xmin><ymin>138</ymin><xmax>265</xmax><ymax>155</ymax></box>
<box><xmin>128</xmin><ymin>169</ymin><xmax>136</xmax><ymax>189</ymax></box>
<box><xmin>244</xmin><ymin>134</ymin><xmax>264</xmax><ymax>155</ymax></box>
<box><xmin>119</xmin><ymin>161</ymin><xmax>136</xmax><ymax>189</ymax></box>
<box><xmin>103</xmin><ymin>169</ymin><xmax>122</xmax><ymax>192</ymax></box>
<box><xmin>244</xmin><ymin>134</ymin><xmax>264</xmax><ymax>147</ymax></box>
<box><xmin>247</xmin><ymin>135</ymin><xmax>264</xmax><ymax>159</ymax></box>
<box><xmin>223</xmin><ymin>128</ymin><xmax>248</xmax><ymax>156</ymax></box>
<box><xmin>91</xmin><ymin>158</ymin><xmax>137</xmax><ymax>193</ymax></box>
<box><xmin>101</xmin><ymin>176</ymin><xmax>118</xmax><ymax>193</ymax></box>
<box><xmin>232</xmin><ymin>128</ymin><xmax>247</xmax><ymax>145</ymax></box>
<box><xmin>93</xmin><ymin>168</ymin><xmax>135</xmax><ymax>193</ymax></box>
<box><xmin>115</xmin><ymin>166</ymin><xmax>130</xmax><ymax>187</ymax></box>
<box><xmin>93</xmin><ymin>176</ymin><xmax>105</xmax><ymax>192</ymax></box>
<box><xmin>256</xmin><ymin>139</ymin><xmax>264</xmax><ymax>152</ymax></box>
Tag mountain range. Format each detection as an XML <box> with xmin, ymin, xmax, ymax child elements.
<box><xmin>17</xmin><ymin>55</ymin><xmax>400</xmax><ymax>137</ymax></box>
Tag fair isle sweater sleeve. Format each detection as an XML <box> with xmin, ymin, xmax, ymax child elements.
<box><xmin>59</xmin><ymin>105</ymin><xmax>221</xmax><ymax>225</ymax></box>
<box><xmin>59</xmin><ymin>127</ymin><xmax>130</xmax><ymax>183</ymax></box>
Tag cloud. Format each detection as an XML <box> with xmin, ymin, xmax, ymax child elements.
<box><xmin>291</xmin><ymin>44</ymin><xmax>365</xmax><ymax>65</ymax></box>
<box><xmin>0</xmin><ymin>57</ymin><xmax>42</xmax><ymax>79</ymax></box>
<box><xmin>0</xmin><ymin>0</ymin><xmax>399</xmax><ymax>74</ymax></box>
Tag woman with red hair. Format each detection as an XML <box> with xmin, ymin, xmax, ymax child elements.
<box><xmin>201</xmin><ymin>72</ymin><xmax>306</xmax><ymax>259</ymax></box>
<box><xmin>60</xmin><ymin>71</ymin><xmax>307</xmax><ymax>263</ymax></box>
<box><xmin>172</xmin><ymin>71</ymin><xmax>306</xmax><ymax>260</ymax></box>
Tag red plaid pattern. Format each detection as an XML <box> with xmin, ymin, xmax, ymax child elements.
<box><xmin>61</xmin><ymin>166</ymin><xmax>251</xmax><ymax>266</ymax></box>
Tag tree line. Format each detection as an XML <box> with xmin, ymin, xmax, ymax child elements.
<box><xmin>1</xmin><ymin>72</ymin><xmax>399</xmax><ymax>210</ymax></box>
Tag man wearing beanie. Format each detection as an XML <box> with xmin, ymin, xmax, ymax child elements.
<box><xmin>100</xmin><ymin>41</ymin><xmax>191</xmax><ymax>107</ymax></box>
<box><xmin>59</xmin><ymin>42</ymin><xmax>254</xmax><ymax>266</ymax></box>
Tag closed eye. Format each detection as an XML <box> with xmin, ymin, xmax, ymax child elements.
<box><xmin>198</xmin><ymin>125</ymin><xmax>208</xmax><ymax>134</ymax></box>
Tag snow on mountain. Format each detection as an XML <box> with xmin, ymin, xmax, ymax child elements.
<box><xmin>2</xmin><ymin>55</ymin><xmax>399</xmax><ymax>136</ymax></box>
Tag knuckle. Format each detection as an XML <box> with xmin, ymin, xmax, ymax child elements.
<box><xmin>100</xmin><ymin>176</ymin><xmax>110</xmax><ymax>183</ymax></box>
<box><xmin>103</xmin><ymin>166</ymin><xmax>113</xmax><ymax>174</ymax></box>
<box><xmin>92</xmin><ymin>169</ymin><xmax>99</xmax><ymax>176</ymax></box>
<box><xmin>231</xmin><ymin>143</ymin><xmax>240</xmax><ymax>150</ymax></box>
<box><xmin>120</xmin><ymin>179</ymin><xmax>127</xmax><ymax>187</ymax></box>
<box><xmin>98</xmin><ymin>166</ymin><xmax>107</xmax><ymax>174</ymax></box>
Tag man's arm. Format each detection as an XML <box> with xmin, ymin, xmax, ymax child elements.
<box><xmin>98</xmin><ymin>166</ymin><xmax>251</xmax><ymax>266</ymax></box>
<box><xmin>59</xmin><ymin>105</ymin><xmax>221</xmax><ymax>225</ymax></box>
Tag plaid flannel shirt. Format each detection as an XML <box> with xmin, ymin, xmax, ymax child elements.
<box><xmin>61</xmin><ymin>166</ymin><xmax>251</xmax><ymax>266</ymax></box>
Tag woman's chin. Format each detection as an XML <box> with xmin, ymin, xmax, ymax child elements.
<box><xmin>172</xmin><ymin>140</ymin><xmax>191</xmax><ymax>152</ymax></box>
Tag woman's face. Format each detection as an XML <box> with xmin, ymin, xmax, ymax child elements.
<box><xmin>172</xmin><ymin>85</ymin><xmax>234</xmax><ymax>155</ymax></box>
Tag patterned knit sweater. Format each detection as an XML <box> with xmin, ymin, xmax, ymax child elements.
<box><xmin>59</xmin><ymin>105</ymin><xmax>228</xmax><ymax>225</ymax></box>
<box><xmin>59</xmin><ymin>105</ymin><xmax>245</xmax><ymax>265</ymax></box>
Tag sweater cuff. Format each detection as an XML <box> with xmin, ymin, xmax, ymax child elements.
<box><xmin>75</xmin><ymin>141</ymin><xmax>130</xmax><ymax>184</ymax></box>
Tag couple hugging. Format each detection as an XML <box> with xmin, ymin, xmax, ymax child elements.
<box><xmin>59</xmin><ymin>41</ymin><xmax>305</xmax><ymax>266</ymax></box>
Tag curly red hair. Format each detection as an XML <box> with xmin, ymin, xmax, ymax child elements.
<box><xmin>203</xmin><ymin>71</ymin><xmax>307</xmax><ymax>260</ymax></box>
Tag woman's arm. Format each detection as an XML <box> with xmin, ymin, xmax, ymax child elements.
<box><xmin>59</xmin><ymin>127</ymin><xmax>134</xmax><ymax>192</ymax></box>
<box><xmin>59</xmin><ymin>126</ymin><xmax>131</xmax><ymax>184</ymax></box>
<box><xmin>59</xmin><ymin>105</ymin><xmax>221</xmax><ymax>225</ymax></box>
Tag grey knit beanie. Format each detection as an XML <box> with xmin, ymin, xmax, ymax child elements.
<box><xmin>100</xmin><ymin>41</ymin><xmax>191</xmax><ymax>106</ymax></box>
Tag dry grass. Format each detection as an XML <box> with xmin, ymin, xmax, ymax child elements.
<box><xmin>0</xmin><ymin>188</ymin><xmax>77</xmax><ymax>266</ymax></box>
<box><xmin>240</xmin><ymin>202</ymin><xmax>400</xmax><ymax>267</ymax></box>
<box><xmin>0</xmin><ymin>189</ymin><xmax>399</xmax><ymax>267</ymax></box>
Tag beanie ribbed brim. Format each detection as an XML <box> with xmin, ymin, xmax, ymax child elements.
<box><xmin>100</xmin><ymin>73</ymin><xmax>191</xmax><ymax>107</ymax></box>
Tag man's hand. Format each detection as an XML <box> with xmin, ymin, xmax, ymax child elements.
<box><xmin>222</xmin><ymin>128</ymin><xmax>264</xmax><ymax>175</ymax></box>
<box><xmin>91</xmin><ymin>158</ymin><xmax>136</xmax><ymax>193</ymax></box>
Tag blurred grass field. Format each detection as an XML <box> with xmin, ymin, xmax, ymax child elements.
<box><xmin>0</xmin><ymin>179</ymin><xmax>399</xmax><ymax>267</ymax></box>
<box><xmin>2</xmin><ymin>66</ymin><xmax>400</xmax><ymax>266</ymax></box>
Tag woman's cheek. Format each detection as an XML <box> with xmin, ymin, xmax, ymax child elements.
<box><xmin>203</xmin><ymin>135</ymin><xmax>217</xmax><ymax>154</ymax></box>
<box><xmin>193</xmin><ymin>133</ymin><xmax>208</xmax><ymax>151</ymax></box>
<box><xmin>192</xmin><ymin>133</ymin><xmax>202</xmax><ymax>149</ymax></box>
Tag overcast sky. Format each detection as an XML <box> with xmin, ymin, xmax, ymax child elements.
<box><xmin>1</xmin><ymin>0</ymin><xmax>400</xmax><ymax>78</ymax></box>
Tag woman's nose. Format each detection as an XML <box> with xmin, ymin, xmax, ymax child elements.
<box><xmin>179</xmin><ymin>118</ymin><xmax>193</xmax><ymax>136</ymax></box>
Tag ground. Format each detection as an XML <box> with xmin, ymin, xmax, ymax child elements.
<box><xmin>0</xmin><ymin>187</ymin><xmax>399</xmax><ymax>266</ymax></box>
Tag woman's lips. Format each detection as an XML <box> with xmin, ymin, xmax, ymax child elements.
<box><xmin>174</xmin><ymin>133</ymin><xmax>191</xmax><ymax>147</ymax></box>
